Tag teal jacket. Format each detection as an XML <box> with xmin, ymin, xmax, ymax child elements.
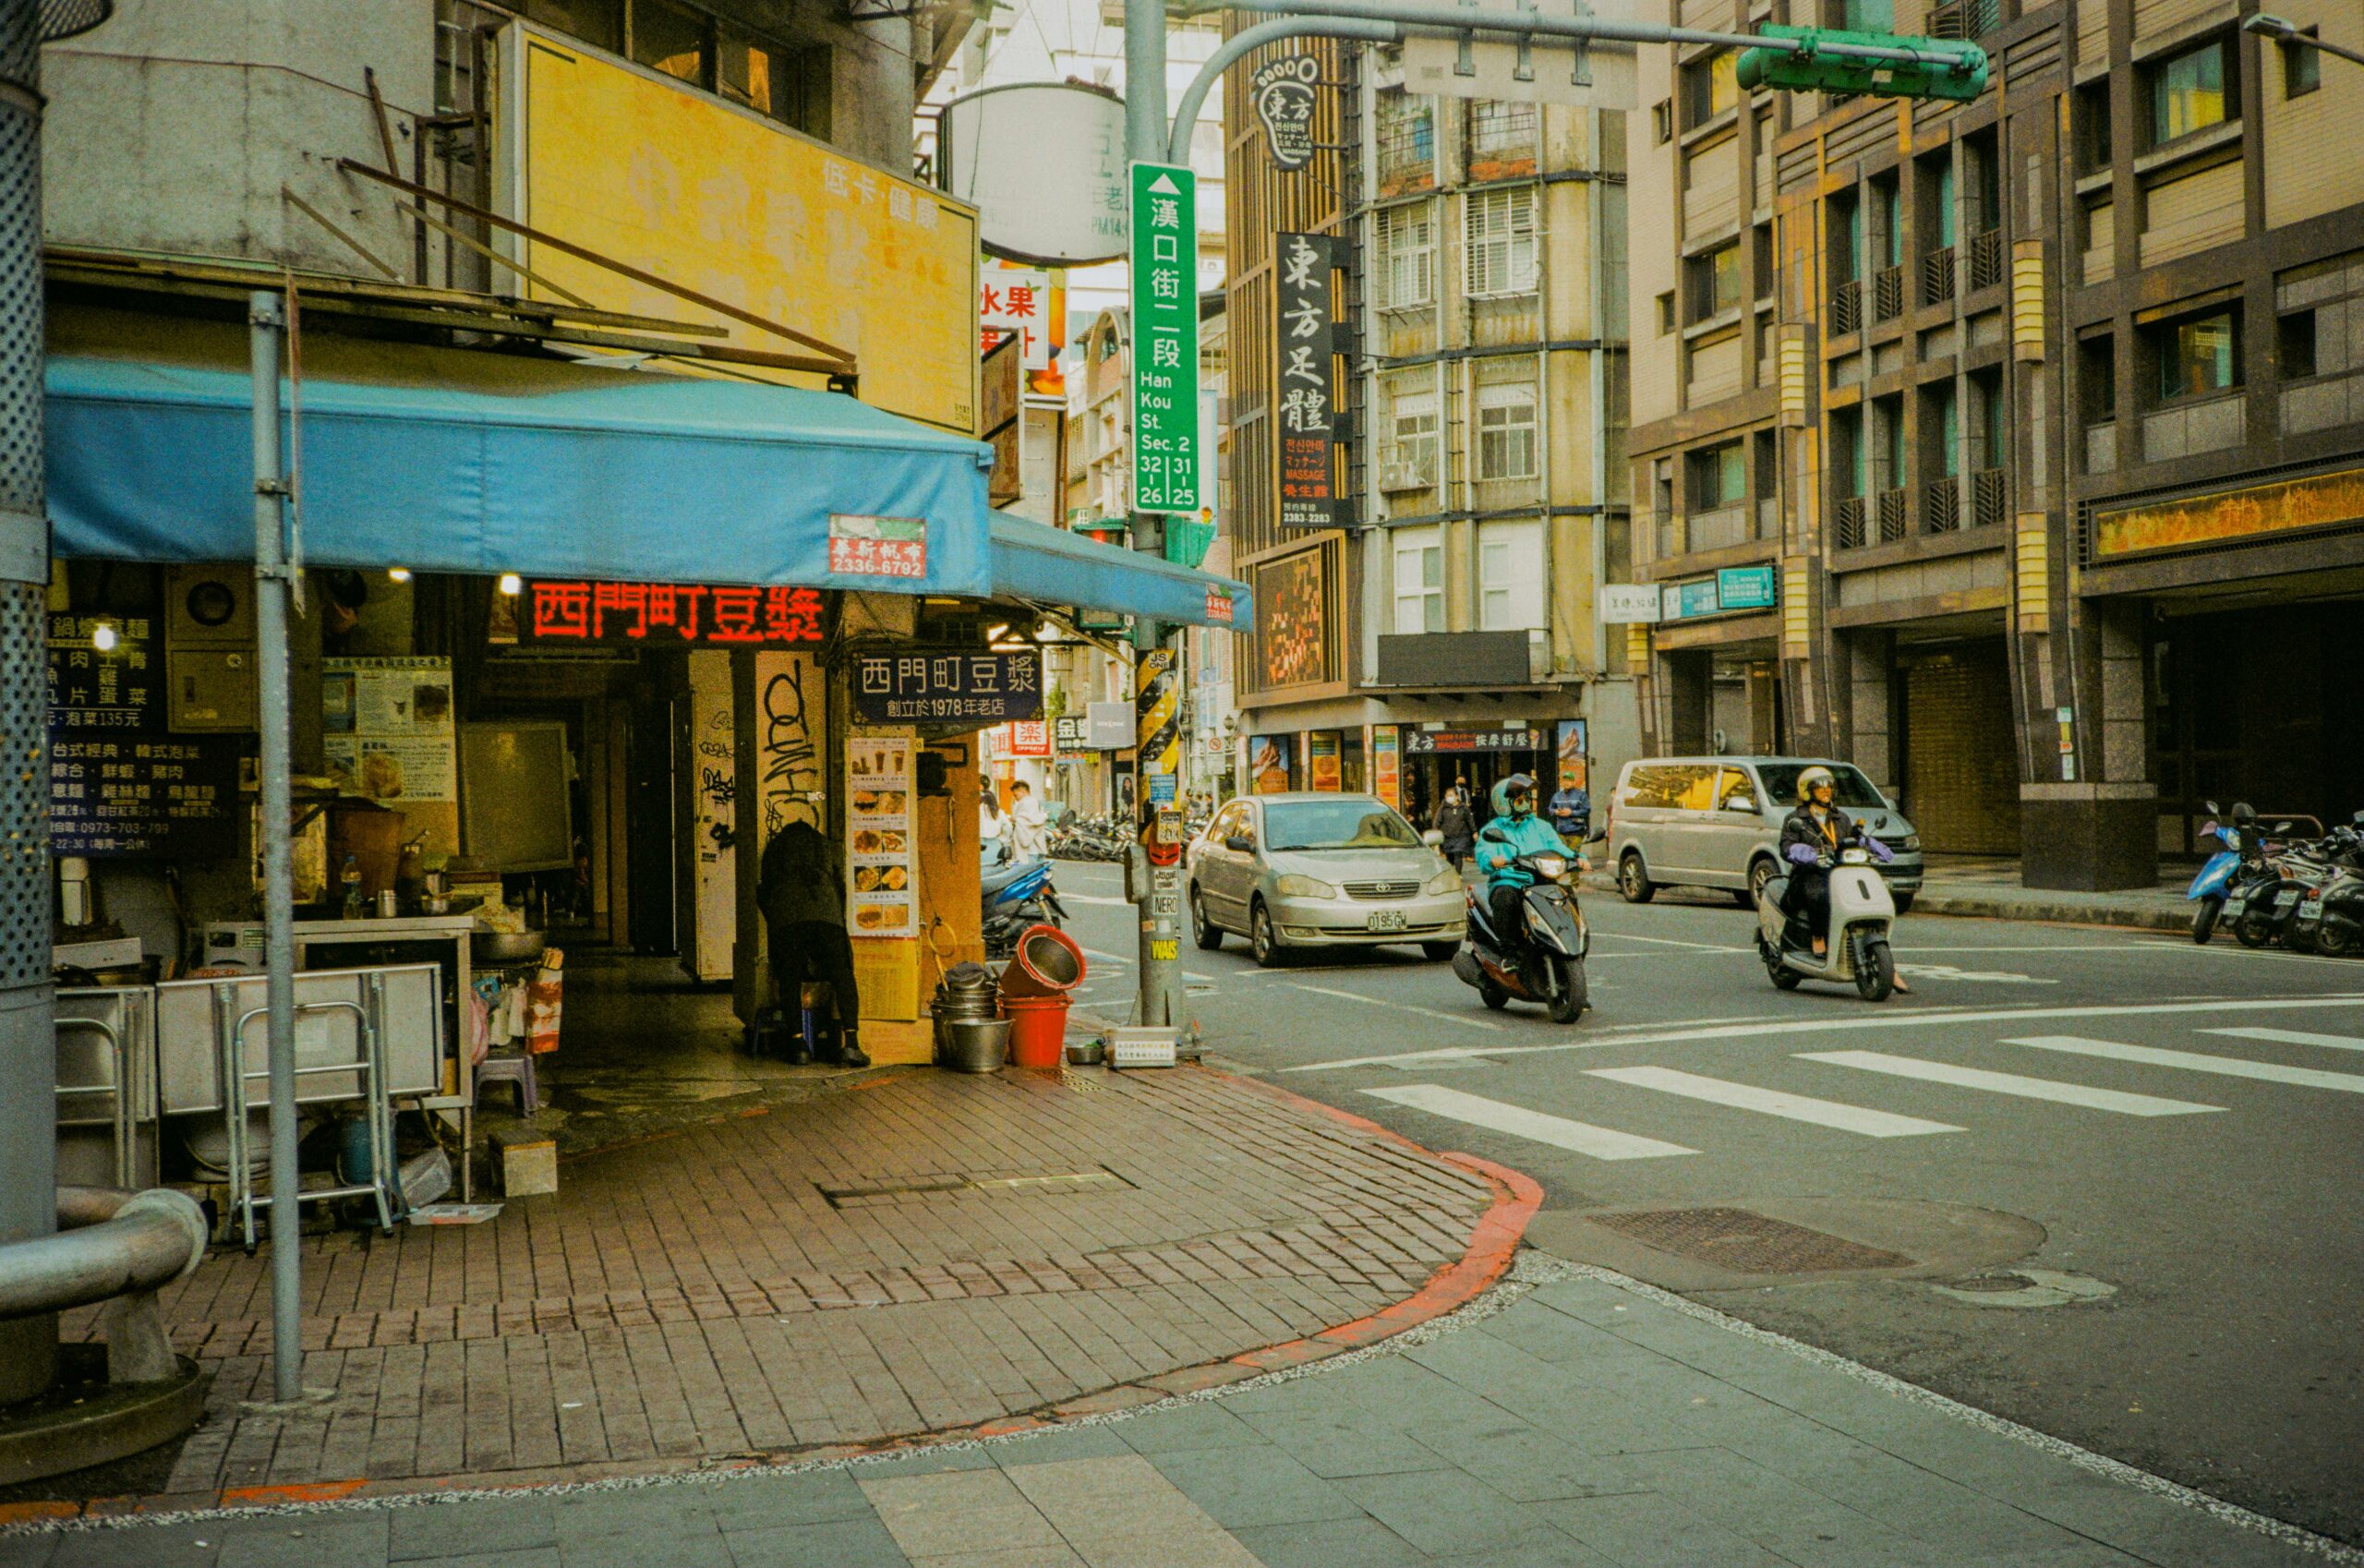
<box><xmin>1474</xmin><ymin>813</ymin><xmax>1576</xmax><ymax>887</ymax></box>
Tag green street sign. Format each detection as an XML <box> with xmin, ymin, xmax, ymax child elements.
<box><xmin>1736</xmin><ymin>26</ymin><xmax>1988</xmax><ymax>102</ymax></box>
<box><xmin>1129</xmin><ymin>161</ymin><xmax>1200</xmax><ymax>515</ymax></box>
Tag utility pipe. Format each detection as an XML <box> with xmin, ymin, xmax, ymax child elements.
<box><xmin>0</xmin><ymin>1187</ymin><xmax>207</xmax><ymax>1322</ymax></box>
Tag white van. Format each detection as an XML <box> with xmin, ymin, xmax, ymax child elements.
<box><xmin>1605</xmin><ymin>756</ymin><xmax>1925</xmax><ymax>911</ymax></box>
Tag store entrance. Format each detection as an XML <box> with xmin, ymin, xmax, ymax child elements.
<box><xmin>1400</xmin><ymin>748</ymin><xmax>1549</xmax><ymax>833</ymax></box>
<box><xmin>2153</xmin><ymin>598</ymin><xmax>2364</xmax><ymax>838</ymax></box>
<box><xmin>1897</xmin><ymin>637</ymin><xmax>2020</xmax><ymax>855</ymax></box>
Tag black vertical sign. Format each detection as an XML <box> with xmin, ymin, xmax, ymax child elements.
<box><xmin>1275</xmin><ymin>231</ymin><xmax>1340</xmax><ymax>530</ymax></box>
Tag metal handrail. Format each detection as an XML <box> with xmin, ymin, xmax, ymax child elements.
<box><xmin>0</xmin><ymin>1186</ymin><xmax>206</xmax><ymax>1323</ymax></box>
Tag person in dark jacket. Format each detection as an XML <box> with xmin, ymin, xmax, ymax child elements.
<box><xmin>757</xmin><ymin>821</ymin><xmax>870</xmax><ymax>1067</ymax></box>
<box><xmin>1431</xmin><ymin>785</ymin><xmax>1477</xmax><ymax>871</ymax></box>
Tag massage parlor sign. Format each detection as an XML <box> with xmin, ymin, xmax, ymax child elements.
<box><xmin>522</xmin><ymin>580</ymin><xmax>826</xmax><ymax>647</ymax></box>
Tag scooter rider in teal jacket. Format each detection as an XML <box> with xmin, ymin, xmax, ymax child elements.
<box><xmin>1474</xmin><ymin>775</ymin><xmax>1582</xmax><ymax>967</ymax></box>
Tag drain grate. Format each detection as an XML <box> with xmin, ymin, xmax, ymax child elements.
<box><xmin>1588</xmin><ymin>1207</ymin><xmax>1913</xmax><ymax>1273</ymax></box>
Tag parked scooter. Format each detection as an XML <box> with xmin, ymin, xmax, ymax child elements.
<box><xmin>2186</xmin><ymin>801</ymin><xmax>2244</xmax><ymax>945</ymax></box>
<box><xmin>982</xmin><ymin>845</ymin><xmax>1067</xmax><ymax>959</ymax></box>
<box><xmin>2287</xmin><ymin>817</ymin><xmax>2364</xmax><ymax>957</ymax></box>
<box><xmin>1451</xmin><ymin>849</ymin><xmax>1590</xmax><ymax>1024</ymax></box>
<box><xmin>1755</xmin><ymin>831</ymin><xmax>1899</xmax><ymax>1001</ymax></box>
<box><xmin>2227</xmin><ymin>819</ymin><xmax>2332</xmax><ymax>950</ymax></box>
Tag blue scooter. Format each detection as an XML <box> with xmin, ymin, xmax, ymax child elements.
<box><xmin>2186</xmin><ymin>802</ymin><xmax>2242</xmax><ymax>946</ymax></box>
<box><xmin>983</xmin><ymin>845</ymin><xmax>1067</xmax><ymax>959</ymax></box>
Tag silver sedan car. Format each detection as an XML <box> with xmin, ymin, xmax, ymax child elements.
<box><xmin>1186</xmin><ymin>792</ymin><xmax>1466</xmax><ymax>967</ymax></box>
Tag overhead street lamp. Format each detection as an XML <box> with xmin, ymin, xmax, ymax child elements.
<box><xmin>2243</xmin><ymin>12</ymin><xmax>2364</xmax><ymax>70</ymax></box>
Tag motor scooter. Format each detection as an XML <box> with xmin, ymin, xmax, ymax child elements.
<box><xmin>2186</xmin><ymin>802</ymin><xmax>2243</xmax><ymax>945</ymax></box>
<box><xmin>1452</xmin><ymin>849</ymin><xmax>1589</xmax><ymax>1023</ymax></box>
<box><xmin>1755</xmin><ymin>836</ymin><xmax>1899</xmax><ymax>1001</ymax></box>
<box><xmin>982</xmin><ymin>845</ymin><xmax>1067</xmax><ymax>959</ymax></box>
<box><xmin>2288</xmin><ymin>816</ymin><xmax>2364</xmax><ymax>957</ymax></box>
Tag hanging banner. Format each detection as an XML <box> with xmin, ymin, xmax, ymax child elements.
<box><xmin>1308</xmin><ymin>730</ymin><xmax>1342</xmax><ymax>791</ymax></box>
<box><xmin>847</xmin><ymin>732</ymin><xmax>916</xmax><ymax>936</ymax></box>
<box><xmin>1251</xmin><ymin>55</ymin><xmax>1321</xmax><ymax>170</ymax></box>
<box><xmin>1248</xmin><ymin>734</ymin><xmax>1293</xmax><ymax>794</ymax></box>
<box><xmin>1274</xmin><ymin>231</ymin><xmax>1341</xmax><ymax>530</ymax></box>
<box><xmin>1372</xmin><ymin>725</ymin><xmax>1401</xmax><ymax>810</ymax></box>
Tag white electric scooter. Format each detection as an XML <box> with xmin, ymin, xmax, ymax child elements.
<box><xmin>1755</xmin><ymin>838</ymin><xmax>1899</xmax><ymax>1001</ymax></box>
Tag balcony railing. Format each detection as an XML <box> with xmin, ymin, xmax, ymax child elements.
<box><xmin>1972</xmin><ymin>466</ymin><xmax>2008</xmax><ymax>528</ymax></box>
<box><xmin>1921</xmin><ymin>247</ymin><xmax>1956</xmax><ymax>308</ymax></box>
<box><xmin>1928</xmin><ymin>0</ymin><xmax>2000</xmax><ymax>37</ymax></box>
<box><xmin>1876</xmin><ymin>486</ymin><xmax>1911</xmax><ymax>542</ymax></box>
<box><xmin>1968</xmin><ymin>228</ymin><xmax>2005</xmax><ymax>292</ymax></box>
<box><xmin>1829</xmin><ymin>279</ymin><xmax>1862</xmax><ymax>335</ymax></box>
<box><xmin>1874</xmin><ymin>266</ymin><xmax>1907</xmax><ymax>324</ymax></box>
<box><xmin>1923</xmin><ymin>475</ymin><xmax>1960</xmax><ymax>534</ymax></box>
<box><xmin>1689</xmin><ymin>503</ymin><xmax>1752</xmax><ymax>552</ymax></box>
<box><xmin>1835</xmin><ymin>494</ymin><xmax>1868</xmax><ymax>550</ymax></box>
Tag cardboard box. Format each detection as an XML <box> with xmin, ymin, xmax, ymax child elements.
<box><xmin>490</xmin><ymin>1130</ymin><xmax>558</xmax><ymax>1197</ymax></box>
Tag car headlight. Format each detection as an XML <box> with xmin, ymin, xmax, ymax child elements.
<box><xmin>1275</xmin><ymin>874</ymin><xmax>1339</xmax><ymax>900</ymax></box>
<box><xmin>1423</xmin><ymin>868</ymin><xmax>1463</xmax><ymax>897</ymax></box>
<box><xmin>1902</xmin><ymin>834</ymin><xmax>1921</xmax><ymax>851</ymax></box>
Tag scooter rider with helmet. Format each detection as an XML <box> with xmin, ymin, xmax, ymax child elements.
<box><xmin>1779</xmin><ymin>766</ymin><xmax>1908</xmax><ymax>989</ymax></box>
<box><xmin>1475</xmin><ymin>774</ymin><xmax>1584</xmax><ymax>978</ymax></box>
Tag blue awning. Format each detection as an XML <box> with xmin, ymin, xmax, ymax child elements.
<box><xmin>46</xmin><ymin>349</ymin><xmax>999</xmax><ymax>597</ymax></box>
<box><xmin>989</xmin><ymin>516</ymin><xmax>1251</xmax><ymax>631</ymax></box>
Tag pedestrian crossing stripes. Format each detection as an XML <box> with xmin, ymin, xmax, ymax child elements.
<box><xmin>1583</xmin><ymin>1066</ymin><xmax>1963</xmax><ymax>1138</ymax></box>
<box><xmin>2201</xmin><ymin>1026</ymin><xmax>2364</xmax><ymax>1054</ymax></box>
<box><xmin>1361</xmin><ymin>1085</ymin><xmax>1696</xmax><ymax>1160</ymax></box>
<box><xmin>1794</xmin><ymin>1050</ymin><xmax>2225</xmax><ymax>1117</ymax></box>
<box><xmin>2002</xmin><ymin>1035</ymin><xmax>2364</xmax><ymax>1093</ymax></box>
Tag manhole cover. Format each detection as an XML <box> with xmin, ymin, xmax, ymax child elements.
<box><xmin>1942</xmin><ymin>1272</ymin><xmax>2034</xmax><ymax>1293</ymax></box>
<box><xmin>1589</xmin><ymin>1207</ymin><xmax>1914</xmax><ymax>1273</ymax></box>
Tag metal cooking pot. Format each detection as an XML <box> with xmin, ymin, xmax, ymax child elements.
<box><xmin>941</xmin><ymin>1019</ymin><xmax>1009</xmax><ymax>1074</ymax></box>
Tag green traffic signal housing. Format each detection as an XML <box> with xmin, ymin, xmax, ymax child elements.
<box><xmin>1737</xmin><ymin>24</ymin><xmax>1990</xmax><ymax>102</ymax></box>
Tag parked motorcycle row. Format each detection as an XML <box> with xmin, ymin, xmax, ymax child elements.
<box><xmin>2188</xmin><ymin>801</ymin><xmax>2364</xmax><ymax>956</ymax></box>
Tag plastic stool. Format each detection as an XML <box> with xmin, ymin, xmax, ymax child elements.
<box><xmin>476</xmin><ymin>1052</ymin><xmax>538</xmax><ymax>1116</ymax></box>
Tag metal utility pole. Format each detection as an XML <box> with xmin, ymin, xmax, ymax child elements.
<box><xmin>0</xmin><ymin>0</ymin><xmax>57</xmax><ymax>1408</ymax></box>
<box><xmin>248</xmin><ymin>290</ymin><xmax>307</xmax><ymax>1405</ymax></box>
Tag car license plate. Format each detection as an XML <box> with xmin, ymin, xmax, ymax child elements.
<box><xmin>2276</xmin><ymin>888</ymin><xmax>2302</xmax><ymax>908</ymax></box>
<box><xmin>2300</xmin><ymin>897</ymin><xmax>2324</xmax><ymax>919</ymax></box>
<box><xmin>1366</xmin><ymin>910</ymin><xmax>1407</xmax><ymax>933</ymax></box>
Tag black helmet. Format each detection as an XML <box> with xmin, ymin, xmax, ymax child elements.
<box><xmin>2230</xmin><ymin>802</ymin><xmax>2256</xmax><ymax>826</ymax></box>
<box><xmin>1795</xmin><ymin>765</ymin><xmax>1837</xmax><ymax>804</ymax></box>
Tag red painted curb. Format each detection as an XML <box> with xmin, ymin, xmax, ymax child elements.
<box><xmin>4</xmin><ymin>1069</ymin><xmax>1541</xmax><ymax>1524</ymax></box>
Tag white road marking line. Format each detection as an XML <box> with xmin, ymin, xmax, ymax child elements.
<box><xmin>1584</xmin><ymin>1066</ymin><xmax>1962</xmax><ymax>1137</ymax></box>
<box><xmin>1059</xmin><ymin>893</ymin><xmax>1130</xmax><ymax>907</ymax></box>
<box><xmin>1362</xmin><ymin>1085</ymin><xmax>1695</xmax><ymax>1160</ymax></box>
<box><xmin>1892</xmin><ymin>945</ymin><xmax>2149</xmax><ymax>954</ymax></box>
<box><xmin>2201</xmin><ymin>1026</ymin><xmax>2364</xmax><ymax>1054</ymax></box>
<box><xmin>1588</xmin><ymin>932</ymin><xmax>1754</xmax><ymax>952</ymax></box>
<box><xmin>1289</xmin><ymin>983</ymin><xmax>1504</xmax><ymax>1031</ymax></box>
<box><xmin>1078</xmin><ymin>947</ymin><xmax>1134</xmax><ymax>965</ymax></box>
<box><xmin>2003</xmin><ymin>1035</ymin><xmax>2364</xmax><ymax>1094</ymax></box>
<box><xmin>1795</xmin><ymin>1050</ymin><xmax>2225</xmax><ymax>1117</ymax></box>
<box><xmin>1279</xmin><ymin>994</ymin><xmax>2364</xmax><ymax>1073</ymax></box>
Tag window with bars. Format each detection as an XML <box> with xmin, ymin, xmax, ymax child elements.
<box><xmin>1377</xmin><ymin>89</ymin><xmax>1436</xmax><ymax>195</ymax></box>
<box><xmin>1374</xmin><ymin>203</ymin><xmax>1435</xmax><ymax>310</ymax></box>
<box><xmin>1468</xmin><ymin>100</ymin><xmax>1538</xmax><ymax>178</ymax></box>
<box><xmin>1465</xmin><ymin>188</ymin><xmax>1538</xmax><ymax>297</ymax></box>
<box><xmin>1477</xmin><ymin>382</ymin><xmax>1539</xmax><ymax>480</ymax></box>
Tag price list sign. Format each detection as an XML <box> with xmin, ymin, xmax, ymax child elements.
<box><xmin>845</xmin><ymin>733</ymin><xmax>916</xmax><ymax>937</ymax></box>
<box><xmin>51</xmin><ymin>736</ymin><xmax>239</xmax><ymax>856</ymax></box>
<box><xmin>1128</xmin><ymin>162</ymin><xmax>1200</xmax><ymax>513</ymax></box>
<box><xmin>46</xmin><ymin>612</ymin><xmax>157</xmax><ymax>731</ymax></box>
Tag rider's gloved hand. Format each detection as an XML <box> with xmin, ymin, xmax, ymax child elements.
<box><xmin>1786</xmin><ymin>842</ymin><xmax>1818</xmax><ymax>866</ymax></box>
<box><xmin>1864</xmin><ymin>836</ymin><xmax>1895</xmax><ymax>863</ymax></box>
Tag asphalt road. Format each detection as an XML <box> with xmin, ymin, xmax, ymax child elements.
<box><xmin>1052</xmin><ymin>856</ymin><xmax>2364</xmax><ymax>1546</ymax></box>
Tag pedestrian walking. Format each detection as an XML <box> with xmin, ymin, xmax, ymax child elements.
<box><xmin>1432</xmin><ymin>785</ymin><xmax>1477</xmax><ymax>872</ymax></box>
<box><xmin>1007</xmin><ymin>779</ymin><xmax>1047</xmax><ymax>860</ymax></box>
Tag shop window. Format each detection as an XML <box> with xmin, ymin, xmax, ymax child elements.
<box><xmin>1393</xmin><ymin>525</ymin><xmax>1444</xmax><ymax>633</ymax></box>
<box><xmin>2148</xmin><ymin>38</ymin><xmax>2233</xmax><ymax>148</ymax></box>
<box><xmin>2281</xmin><ymin>30</ymin><xmax>2322</xmax><ymax>98</ymax></box>
<box><xmin>2149</xmin><ymin>308</ymin><xmax>2240</xmax><ymax>402</ymax></box>
<box><xmin>2280</xmin><ymin>309</ymin><xmax>2317</xmax><ymax>380</ymax></box>
<box><xmin>1681</xmin><ymin>51</ymin><xmax>1737</xmax><ymax>128</ymax></box>
<box><xmin>1478</xmin><ymin>519</ymin><xmax>1544</xmax><ymax>630</ymax></box>
<box><xmin>1687</xmin><ymin>440</ymin><xmax>1745</xmax><ymax>507</ymax></box>
<box><xmin>1477</xmin><ymin>382</ymin><xmax>1539</xmax><ymax>480</ymax></box>
<box><xmin>1377</xmin><ymin>89</ymin><xmax>1436</xmax><ymax>195</ymax></box>
<box><xmin>1685</xmin><ymin>241</ymin><xmax>1742</xmax><ymax>320</ymax></box>
<box><xmin>1465</xmin><ymin>188</ymin><xmax>1538</xmax><ymax>297</ymax></box>
<box><xmin>631</xmin><ymin>0</ymin><xmax>712</xmax><ymax>86</ymax></box>
<box><xmin>1374</xmin><ymin>203</ymin><xmax>1435</xmax><ymax>310</ymax></box>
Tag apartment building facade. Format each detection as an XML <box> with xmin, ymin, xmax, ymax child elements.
<box><xmin>1227</xmin><ymin>37</ymin><xmax>1639</xmax><ymax>823</ymax></box>
<box><xmin>1628</xmin><ymin>0</ymin><xmax>2363</xmax><ymax>889</ymax></box>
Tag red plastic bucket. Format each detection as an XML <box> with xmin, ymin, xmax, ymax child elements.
<box><xmin>998</xmin><ymin>924</ymin><xmax>1086</xmax><ymax>999</ymax></box>
<box><xmin>1001</xmin><ymin>993</ymin><xmax>1071</xmax><ymax>1069</ymax></box>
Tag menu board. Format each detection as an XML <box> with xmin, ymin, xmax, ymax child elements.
<box><xmin>51</xmin><ymin>735</ymin><xmax>241</xmax><ymax>856</ymax></box>
<box><xmin>323</xmin><ymin>657</ymin><xmax>460</xmax><ymax>854</ymax></box>
<box><xmin>47</xmin><ymin>612</ymin><xmax>158</xmax><ymax>731</ymax></box>
<box><xmin>846</xmin><ymin>731</ymin><xmax>916</xmax><ymax>937</ymax></box>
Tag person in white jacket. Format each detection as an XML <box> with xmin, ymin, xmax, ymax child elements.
<box><xmin>1007</xmin><ymin>780</ymin><xmax>1049</xmax><ymax>860</ymax></box>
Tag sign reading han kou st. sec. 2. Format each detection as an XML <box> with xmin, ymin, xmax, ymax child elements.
<box><xmin>1128</xmin><ymin>162</ymin><xmax>1200</xmax><ymax>514</ymax></box>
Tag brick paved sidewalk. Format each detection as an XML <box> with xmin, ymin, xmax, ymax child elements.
<box><xmin>45</xmin><ymin>1065</ymin><xmax>1504</xmax><ymax>1509</ymax></box>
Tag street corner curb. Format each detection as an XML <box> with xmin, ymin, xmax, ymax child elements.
<box><xmin>1912</xmin><ymin>890</ymin><xmax>2189</xmax><ymax>933</ymax></box>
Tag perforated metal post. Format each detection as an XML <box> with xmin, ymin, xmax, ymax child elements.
<box><xmin>0</xmin><ymin>0</ymin><xmax>55</xmax><ymax>1405</ymax></box>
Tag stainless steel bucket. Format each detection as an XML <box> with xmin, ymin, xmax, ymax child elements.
<box><xmin>941</xmin><ymin>1018</ymin><xmax>1009</xmax><ymax>1073</ymax></box>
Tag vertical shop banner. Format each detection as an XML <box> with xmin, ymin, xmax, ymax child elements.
<box><xmin>1372</xmin><ymin>725</ymin><xmax>1401</xmax><ymax>810</ymax></box>
<box><xmin>1274</xmin><ymin>232</ymin><xmax>1340</xmax><ymax>530</ymax></box>
<box><xmin>1308</xmin><ymin>730</ymin><xmax>1342</xmax><ymax>791</ymax></box>
<box><xmin>324</xmin><ymin>657</ymin><xmax>459</xmax><ymax>853</ymax></box>
<box><xmin>1128</xmin><ymin>162</ymin><xmax>1200</xmax><ymax>513</ymax></box>
<box><xmin>846</xmin><ymin>732</ymin><xmax>916</xmax><ymax>937</ymax></box>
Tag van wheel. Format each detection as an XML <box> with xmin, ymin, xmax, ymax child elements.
<box><xmin>1618</xmin><ymin>852</ymin><xmax>1656</xmax><ymax>905</ymax></box>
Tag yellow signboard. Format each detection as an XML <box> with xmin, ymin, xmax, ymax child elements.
<box><xmin>2093</xmin><ymin>466</ymin><xmax>2364</xmax><ymax>559</ymax></box>
<box><xmin>512</xmin><ymin>29</ymin><xmax>978</xmax><ymax>433</ymax></box>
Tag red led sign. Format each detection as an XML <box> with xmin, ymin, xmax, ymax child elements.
<box><xmin>525</xmin><ymin>581</ymin><xmax>826</xmax><ymax>646</ymax></box>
